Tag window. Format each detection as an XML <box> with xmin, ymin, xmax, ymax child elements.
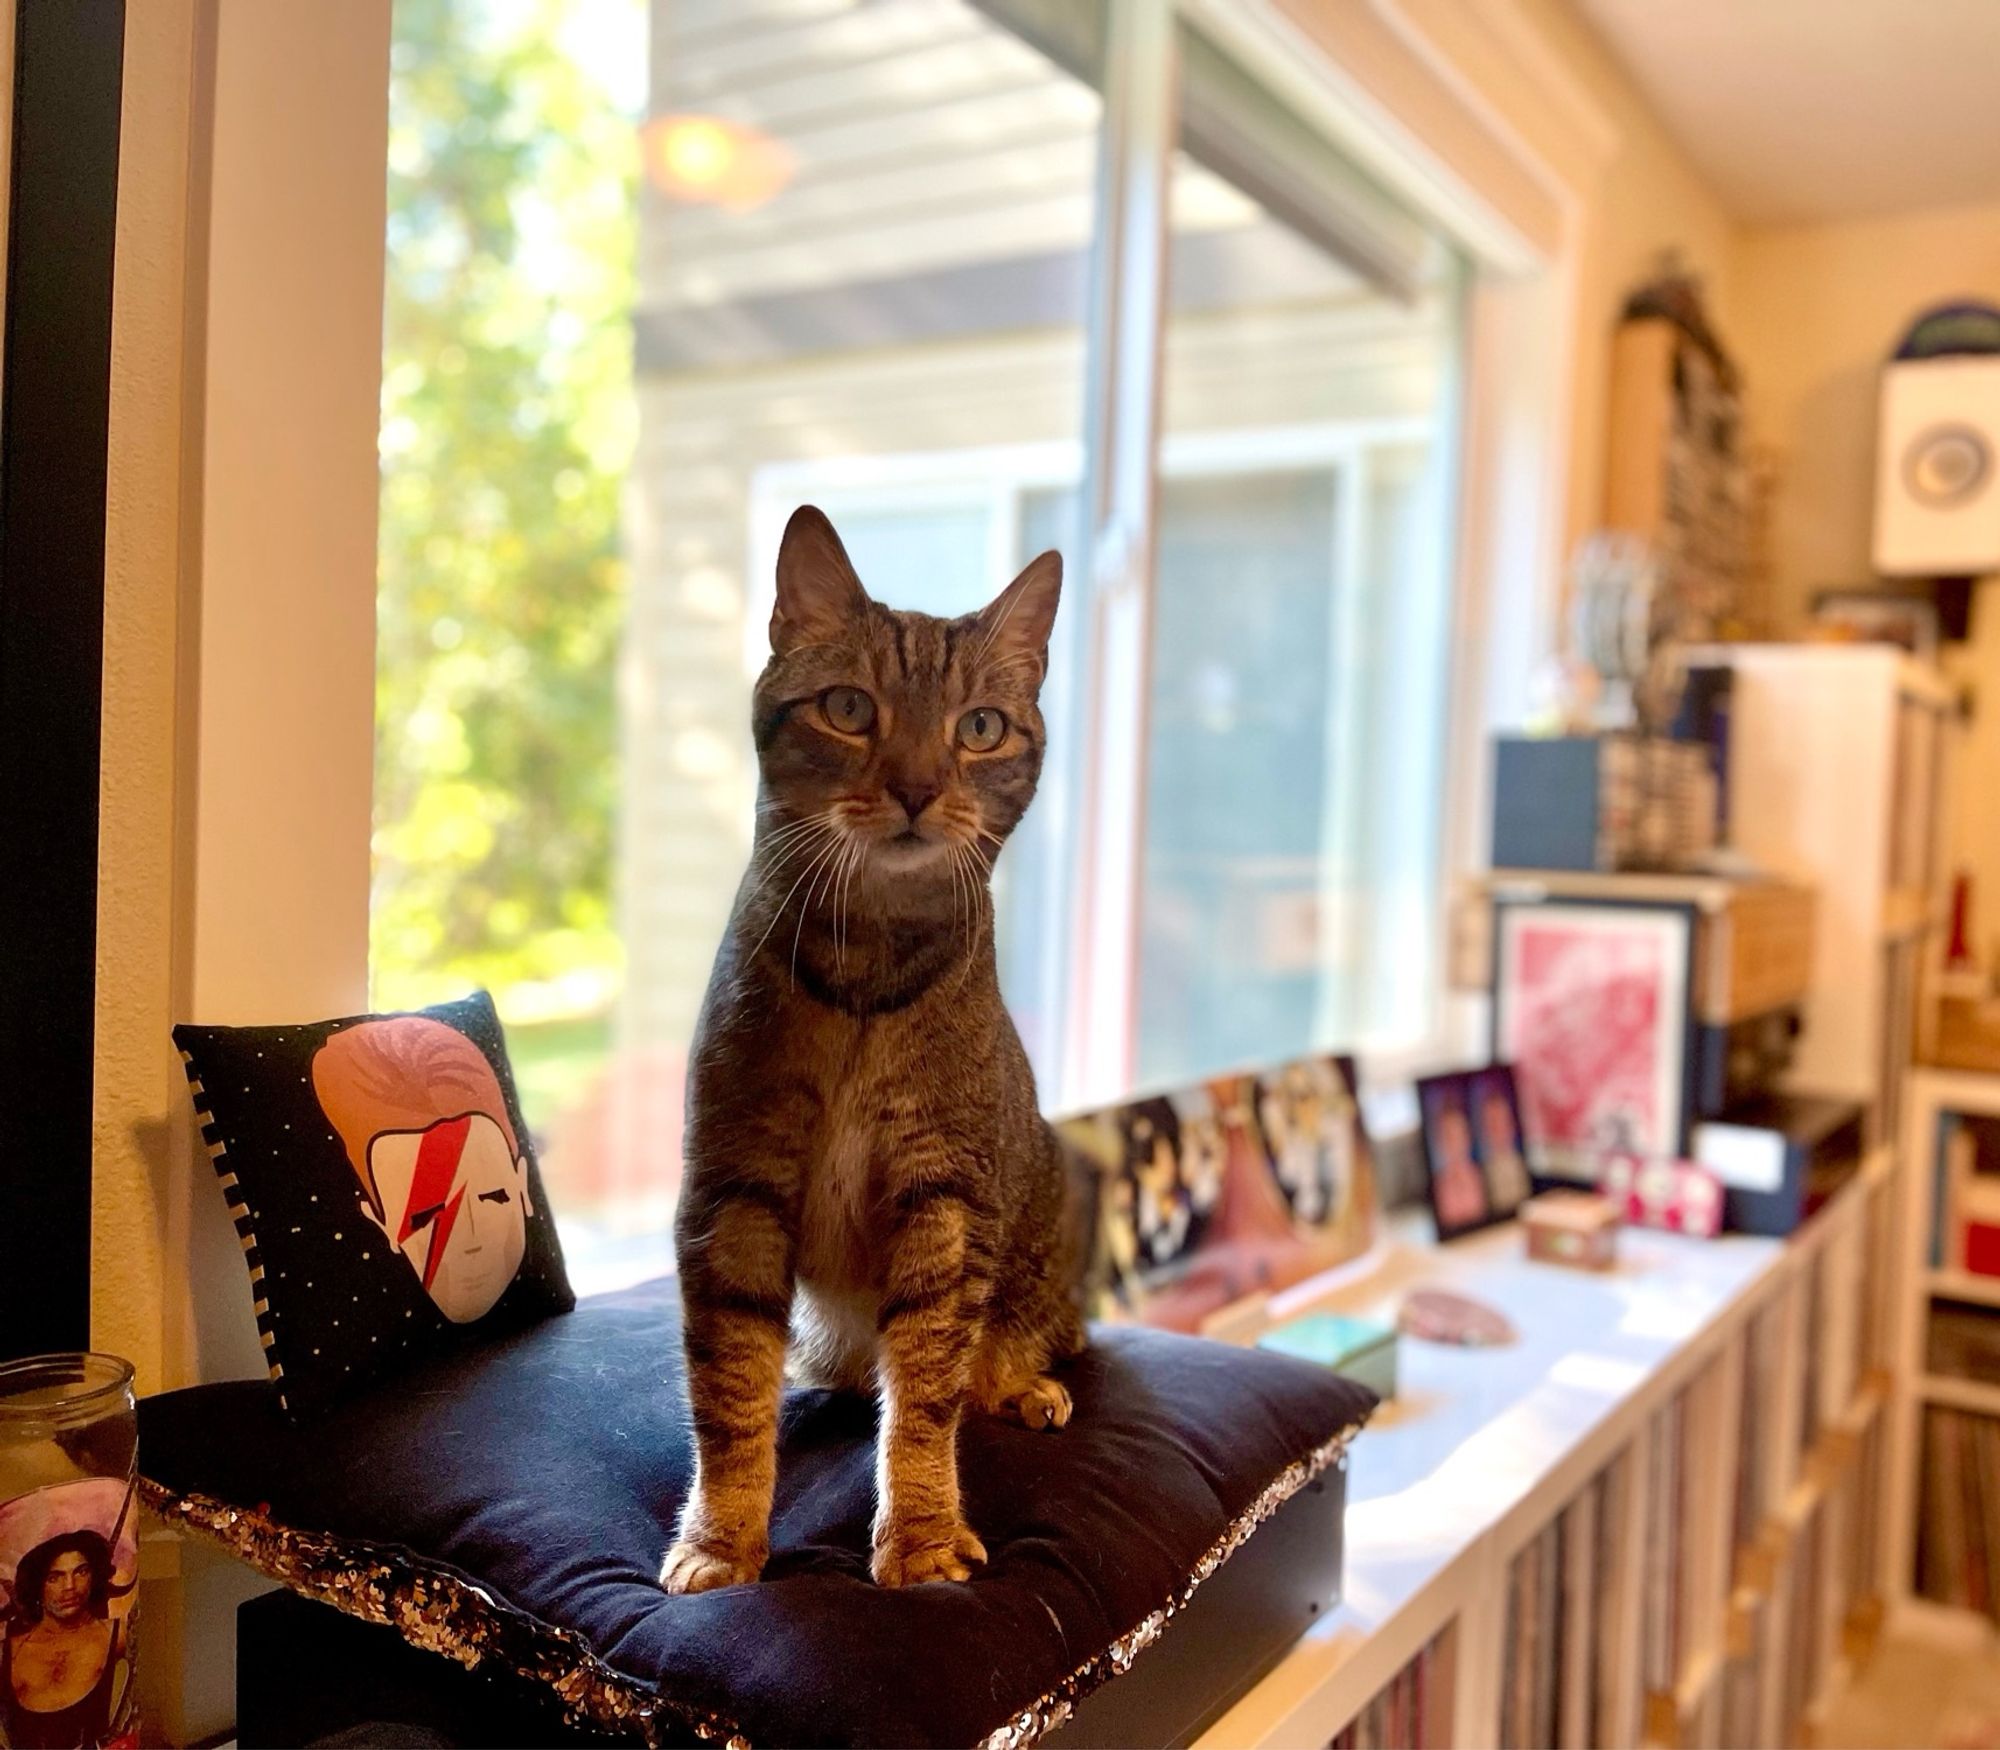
<box><xmin>373</xmin><ymin>0</ymin><xmax>1466</xmax><ymax>1290</ymax></box>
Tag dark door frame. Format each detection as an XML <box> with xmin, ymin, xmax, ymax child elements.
<box><xmin>0</xmin><ymin>0</ymin><xmax>127</xmax><ymax>1361</ymax></box>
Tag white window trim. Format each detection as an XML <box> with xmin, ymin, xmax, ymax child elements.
<box><xmin>745</xmin><ymin>417</ymin><xmax>1432</xmax><ymax>671</ymax></box>
<box><xmin>748</xmin><ymin>409</ymin><xmax>1447</xmax><ymax>1104</ymax></box>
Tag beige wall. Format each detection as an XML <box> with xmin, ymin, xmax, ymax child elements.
<box><xmin>1506</xmin><ymin>0</ymin><xmax>1740</xmax><ymax>563</ymax></box>
<box><xmin>96</xmin><ymin>0</ymin><xmax>391</xmax><ymax>1400</ymax></box>
<box><xmin>1735</xmin><ymin>196</ymin><xmax>2000</xmax><ymax>925</ymax></box>
<box><xmin>1736</xmin><ymin>196</ymin><xmax>2000</xmax><ymax>629</ymax></box>
<box><xmin>1284</xmin><ymin>0</ymin><xmax>1741</xmax><ymax>563</ymax></box>
<box><xmin>95</xmin><ymin>0</ymin><xmax>204</xmax><ymax>1396</ymax></box>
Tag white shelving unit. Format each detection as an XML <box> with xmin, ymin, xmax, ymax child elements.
<box><xmin>1892</xmin><ymin>1067</ymin><xmax>2000</xmax><ymax>1633</ymax></box>
<box><xmin>1688</xmin><ymin>644</ymin><xmax>1955</xmax><ymax>1140</ymax></box>
<box><xmin>1197</xmin><ymin>1152</ymin><xmax>1895</xmax><ymax>1750</ymax></box>
<box><xmin>1200</xmin><ymin>644</ymin><xmax>1954</xmax><ymax>1748</ymax></box>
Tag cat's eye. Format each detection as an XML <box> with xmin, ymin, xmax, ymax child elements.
<box><xmin>957</xmin><ymin>707</ymin><xmax>1007</xmax><ymax>752</ymax></box>
<box><xmin>819</xmin><ymin>686</ymin><xmax>876</xmax><ymax>735</ymax></box>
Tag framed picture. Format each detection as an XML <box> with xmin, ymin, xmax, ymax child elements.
<box><xmin>1061</xmin><ymin>1054</ymin><xmax>1377</xmax><ymax>1331</ymax></box>
<box><xmin>1417</xmin><ymin>1065</ymin><xmax>1533</xmax><ymax>1241</ymax></box>
<box><xmin>1493</xmin><ymin>900</ymin><xmax>1697</xmax><ymax>1180</ymax></box>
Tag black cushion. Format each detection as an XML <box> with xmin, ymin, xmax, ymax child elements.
<box><xmin>172</xmin><ymin>991</ymin><xmax>575</xmax><ymax>1420</ymax></box>
<box><xmin>140</xmin><ymin>1276</ymin><xmax>1372</xmax><ymax>1748</ymax></box>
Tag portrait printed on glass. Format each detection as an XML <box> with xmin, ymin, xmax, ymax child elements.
<box><xmin>0</xmin><ymin>1478</ymin><xmax>140</xmax><ymax>1750</ymax></box>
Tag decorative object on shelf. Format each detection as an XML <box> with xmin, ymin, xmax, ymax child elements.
<box><xmin>1874</xmin><ymin>300</ymin><xmax>2000</xmax><ymax>597</ymax></box>
<box><xmin>1257</xmin><ymin>1312</ymin><xmax>1399</xmax><ymax>1401</ymax></box>
<box><xmin>0</xmin><ymin>1353</ymin><xmax>140</xmax><ymax>1750</ymax></box>
<box><xmin>1921</xmin><ymin>995</ymin><xmax>2000</xmax><ymax>1077</ymax></box>
<box><xmin>171</xmin><ymin>991</ymin><xmax>576</xmax><ymax>1420</ymax></box>
<box><xmin>1520</xmin><ymin>1191</ymin><xmax>1619</xmax><ymax>1272</ymax></box>
<box><xmin>1566</xmin><ymin>534</ymin><xmax>1666</xmax><ymax>730</ymax></box>
<box><xmin>1937</xmin><ymin>1111</ymin><xmax>2000</xmax><ymax>1277</ymax></box>
<box><xmin>1491</xmin><ymin>898</ymin><xmax>1698</xmax><ymax>1180</ymax></box>
<box><xmin>1598</xmin><ymin>1155</ymin><xmax>1724</xmax><ymax>1238</ymax></box>
<box><xmin>1416</xmin><ymin>1065</ymin><xmax>1532</xmax><ymax>1241</ymax></box>
<box><xmin>1692</xmin><ymin>1092</ymin><xmax>1865</xmax><ymax>1237</ymax></box>
<box><xmin>1947</xmin><ymin>870</ymin><xmax>1981</xmax><ymax>977</ymax></box>
<box><xmin>1062</xmin><ymin>1054</ymin><xmax>1377</xmax><ymax>1333</ymax></box>
<box><xmin>1396</xmin><ymin>1288</ymin><xmax>1515</xmax><ymax>1347</ymax></box>
<box><xmin>1564</xmin><ymin>531</ymin><xmax>1702</xmax><ymax>741</ymax></box>
<box><xmin>1461</xmin><ymin>872</ymin><xmax>1816</xmax><ymax>1184</ymax></box>
<box><xmin>1808</xmin><ymin>586</ymin><xmax>1942</xmax><ymax>660</ymax></box>
<box><xmin>1669</xmin><ymin>661</ymin><xmax>1733</xmax><ymax>846</ymax></box>
<box><xmin>1490</xmin><ymin>732</ymin><xmax>1717</xmax><ymax>873</ymax></box>
<box><xmin>1601</xmin><ymin>262</ymin><xmax>1748</xmax><ymax>648</ymax></box>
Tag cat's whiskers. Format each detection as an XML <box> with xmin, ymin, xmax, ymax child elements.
<box><xmin>949</xmin><ymin>842</ymin><xmax>990</xmax><ymax>996</ymax></box>
<box><xmin>743</xmin><ymin>827</ymin><xmax>848</xmax><ymax>966</ymax></box>
<box><xmin>756</xmin><ymin>809</ymin><xmax>840</xmax><ymax>856</ymax></box>
<box><xmin>740</xmin><ymin>817</ymin><xmax>841</xmax><ymax>906</ymax></box>
<box><xmin>834</xmin><ymin>839</ymin><xmax>863</xmax><ymax>972</ymax></box>
<box><xmin>792</xmin><ymin>832</ymin><xmax>852</xmax><ymax>986</ymax></box>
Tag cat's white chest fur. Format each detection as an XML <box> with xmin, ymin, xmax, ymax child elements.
<box><xmin>799</xmin><ymin>1113</ymin><xmax>875</xmax><ymax>1289</ymax></box>
<box><xmin>789</xmin><ymin>1077</ymin><xmax>886</xmax><ymax>1388</ymax></box>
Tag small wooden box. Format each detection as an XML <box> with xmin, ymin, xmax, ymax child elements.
<box><xmin>1521</xmin><ymin>1191</ymin><xmax>1619</xmax><ymax>1271</ymax></box>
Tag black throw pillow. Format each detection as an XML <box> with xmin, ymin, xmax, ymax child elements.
<box><xmin>173</xmin><ymin>990</ymin><xmax>574</xmax><ymax>1419</ymax></box>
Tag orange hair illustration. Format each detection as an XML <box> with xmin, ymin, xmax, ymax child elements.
<box><xmin>313</xmin><ymin>1017</ymin><xmax>516</xmax><ymax>1224</ymax></box>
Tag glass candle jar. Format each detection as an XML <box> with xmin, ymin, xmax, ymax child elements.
<box><xmin>0</xmin><ymin>1354</ymin><xmax>139</xmax><ymax>1750</ymax></box>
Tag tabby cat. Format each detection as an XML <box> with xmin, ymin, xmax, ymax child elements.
<box><xmin>661</xmin><ymin>506</ymin><xmax>1092</xmax><ymax>1593</ymax></box>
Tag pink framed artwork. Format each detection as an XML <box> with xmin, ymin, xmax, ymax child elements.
<box><xmin>1493</xmin><ymin>901</ymin><xmax>1695</xmax><ymax>1180</ymax></box>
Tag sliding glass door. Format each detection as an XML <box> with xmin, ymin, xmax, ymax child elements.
<box><xmin>371</xmin><ymin>0</ymin><xmax>1465</xmax><ymax>1289</ymax></box>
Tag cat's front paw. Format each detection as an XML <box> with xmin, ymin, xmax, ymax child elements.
<box><xmin>871</xmin><ymin>1518</ymin><xmax>988</xmax><ymax>1587</ymax></box>
<box><xmin>1000</xmin><ymin>1375</ymin><xmax>1072</xmax><ymax>1431</ymax></box>
<box><xmin>660</xmin><ymin>1535</ymin><xmax>766</xmax><ymax>1594</ymax></box>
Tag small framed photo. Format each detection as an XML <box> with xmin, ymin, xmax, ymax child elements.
<box><xmin>1417</xmin><ymin>1064</ymin><xmax>1533</xmax><ymax>1242</ymax></box>
<box><xmin>1469</xmin><ymin>1064</ymin><xmax>1534</xmax><ymax>1210</ymax></box>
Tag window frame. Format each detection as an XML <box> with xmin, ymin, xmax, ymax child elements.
<box><xmin>0</xmin><ymin>0</ymin><xmax>127</xmax><ymax>1361</ymax></box>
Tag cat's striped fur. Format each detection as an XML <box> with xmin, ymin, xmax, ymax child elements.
<box><xmin>660</xmin><ymin>506</ymin><xmax>1091</xmax><ymax>1593</ymax></box>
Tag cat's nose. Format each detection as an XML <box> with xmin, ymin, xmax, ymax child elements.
<box><xmin>888</xmin><ymin>779</ymin><xmax>941</xmax><ymax>821</ymax></box>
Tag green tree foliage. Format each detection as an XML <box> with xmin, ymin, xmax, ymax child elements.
<box><xmin>373</xmin><ymin>0</ymin><xmax>637</xmax><ymax>1015</ymax></box>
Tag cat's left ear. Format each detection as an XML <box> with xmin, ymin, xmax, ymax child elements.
<box><xmin>975</xmin><ymin>550</ymin><xmax>1061</xmax><ymax>680</ymax></box>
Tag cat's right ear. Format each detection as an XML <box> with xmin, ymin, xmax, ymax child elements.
<box><xmin>772</xmin><ymin>505</ymin><xmax>868</xmax><ymax>655</ymax></box>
